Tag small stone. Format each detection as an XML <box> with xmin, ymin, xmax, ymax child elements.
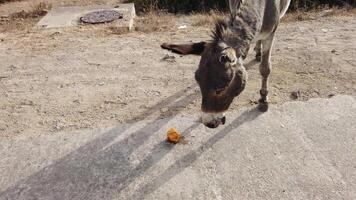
<box><xmin>119</xmin><ymin>102</ymin><xmax>128</xmax><ymax>106</ymax></box>
<box><xmin>291</xmin><ymin>90</ymin><xmax>301</xmax><ymax>100</ymax></box>
<box><xmin>161</xmin><ymin>108</ymin><xmax>169</xmax><ymax>113</ymax></box>
<box><xmin>50</xmin><ymin>31</ymin><xmax>62</xmax><ymax>37</ymax></box>
<box><xmin>53</xmin><ymin>121</ymin><xmax>65</xmax><ymax>131</ymax></box>
<box><xmin>104</xmin><ymin>100</ymin><xmax>116</xmax><ymax>104</ymax></box>
<box><xmin>139</xmin><ymin>105</ymin><xmax>148</xmax><ymax>109</ymax></box>
<box><xmin>178</xmin><ymin>25</ymin><xmax>187</xmax><ymax>29</ymax></box>
<box><xmin>331</xmin><ymin>49</ymin><xmax>339</xmax><ymax>55</ymax></box>
<box><xmin>141</xmin><ymin>76</ymin><xmax>151</xmax><ymax>80</ymax></box>
<box><xmin>0</xmin><ymin>125</ymin><xmax>6</xmax><ymax>131</ymax></box>
<box><xmin>162</xmin><ymin>54</ymin><xmax>176</xmax><ymax>62</ymax></box>
<box><xmin>9</xmin><ymin>65</ymin><xmax>17</xmax><ymax>71</ymax></box>
<box><xmin>150</xmin><ymin>91</ymin><xmax>161</xmax><ymax>96</ymax></box>
<box><xmin>249</xmin><ymin>99</ymin><xmax>258</xmax><ymax>105</ymax></box>
<box><xmin>21</xmin><ymin>100</ymin><xmax>34</xmax><ymax>106</ymax></box>
<box><xmin>98</xmin><ymin>82</ymin><xmax>105</xmax><ymax>86</ymax></box>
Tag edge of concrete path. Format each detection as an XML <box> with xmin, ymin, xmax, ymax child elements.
<box><xmin>2</xmin><ymin>95</ymin><xmax>355</xmax><ymax>140</ymax></box>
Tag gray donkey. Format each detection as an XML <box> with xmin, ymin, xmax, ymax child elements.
<box><xmin>162</xmin><ymin>0</ymin><xmax>291</xmax><ymax>128</ymax></box>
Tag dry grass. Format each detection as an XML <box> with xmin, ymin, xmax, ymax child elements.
<box><xmin>134</xmin><ymin>8</ymin><xmax>175</xmax><ymax>33</ymax></box>
<box><xmin>190</xmin><ymin>10</ymin><xmax>224</xmax><ymax>27</ymax></box>
<box><xmin>0</xmin><ymin>1</ymin><xmax>51</xmax><ymax>32</ymax></box>
<box><xmin>124</xmin><ymin>8</ymin><xmax>223</xmax><ymax>34</ymax></box>
<box><xmin>106</xmin><ymin>26</ymin><xmax>131</xmax><ymax>35</ymax></box>
<box><xmin>0</xmin><ymin>0</ymin><xmax>24</xmax><ymax>3</ymax></box>
<box><xmin>9</xmin><ymin>1</ymin><xmax>51</xmax><ymax>18</ymax></box>
<box><xmin>283</xmin><ymin>7</ymin><xmax>356</xmax><ymax>22</ymax></box>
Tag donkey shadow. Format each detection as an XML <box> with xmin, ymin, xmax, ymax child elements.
<box><xmin>0</xmin><ymin>86</ymin><xmax>198</xmax><ymax>200</ymax></box>
<box><xmin>0</xmin><ymin>86</ymin><xmax>262</xmax><ymax>200</ymax></box>
<box><xmin>130</xmin><ymin>108</ymin><xmax>262</xmax><ymax>199</ymax></box>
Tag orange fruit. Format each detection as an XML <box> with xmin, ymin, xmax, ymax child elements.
<box><xmin>167</xmin><ymin>128</ymin><xmax>181</xmax><ymax>144</ymax></box>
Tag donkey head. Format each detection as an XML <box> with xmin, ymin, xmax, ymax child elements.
<box><xmin>161</xmin><ymin>21</ymin><xmax>247</xmax><ymax>128</ymax></box>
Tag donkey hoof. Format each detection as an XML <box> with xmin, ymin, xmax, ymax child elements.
<box><xmin>257</xmin><ymin>100</ymin><xmax>269</xmax><ymax>112</ymax></box>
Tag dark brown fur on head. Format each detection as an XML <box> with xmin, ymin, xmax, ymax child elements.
<box><xmin>195</xmin><ymin>20</ymin><xmax>247</xmax><ymax>113</ymax></box>
<box><xmin>160</xmin><ymin>19</ymin><xmax>248</xmax><ymax>113</ymax></box>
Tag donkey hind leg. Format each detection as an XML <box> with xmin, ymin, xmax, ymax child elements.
<box><xmin>254</xmin><ymin>40</ymin><xmax>262</xmax><ymax>62</ymax></box>
<box><xmin>258</xmin><ymin>32</ymin><xmax>275</xmax><ymax>112</ymax></box>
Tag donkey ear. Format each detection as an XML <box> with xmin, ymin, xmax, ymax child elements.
<box><xmin>161</xmin><ymin>42</ymin><xmax>206</xmax><ymax>55</ymax></box>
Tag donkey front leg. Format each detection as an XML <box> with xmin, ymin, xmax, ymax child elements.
<box><xmin>258</xmin><ymin>32</ymin><xmax>275</xmax><ymax>112</ymax></box>
<box><xmin>254</xmin><ymin>40</ymin><xmax>262</xmax><ymax>62</ymax></box>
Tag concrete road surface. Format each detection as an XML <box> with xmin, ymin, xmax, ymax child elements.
<box><xmin>0</xmin><ymin>95</ymin><xmax>355</xmax><ymax>200</ymax></box>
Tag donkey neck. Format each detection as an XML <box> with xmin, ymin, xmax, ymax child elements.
<box><xmin>225</xmin><ymin>7</ymin><xmax>262</xmax><ymax>57</ymax></box>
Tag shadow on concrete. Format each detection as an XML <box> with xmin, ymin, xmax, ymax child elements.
<box><xmin>0</xmin><ymin>86</ymin><xmax>262</xmax><ymax>200</ymax></box>
<box><xmin>130</xmin><ymin>108</ymin><xmax>262</xmax><ymax>199</ymax></box>
<box><xmin>0</xmin><ymin>86</ymin><xmax>198</xmax><ymax>200</ymax></box>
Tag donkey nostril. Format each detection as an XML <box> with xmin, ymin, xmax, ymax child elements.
<box><xmin>206</xmin><ymin>122</ymin><xmax>219</xmax><ymax>129</ymax></box>
<box><xmin>219</xmin><ymin>54</ymin><xmax>230</xmax><ymax>63</ymax></box>
<box><xmin>221</xmin><ymin>116</ymin><xmax>226</xmax><ymax>125</ymax></box>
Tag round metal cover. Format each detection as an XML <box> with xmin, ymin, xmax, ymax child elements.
<box><xmin>80</xmin><ymin>10</ymin><xmax>123</xmax><ymax>24</ymax></box>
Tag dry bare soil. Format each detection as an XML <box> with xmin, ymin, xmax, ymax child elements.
<box><xmin>0</xmin><ymin>6</ymin><xmax>355</xmax><ymax>137</ymax></box>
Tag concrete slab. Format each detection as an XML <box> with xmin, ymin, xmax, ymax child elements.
<box><xmin>37</xmin><ymin>3</ymin><xmax>135</xmax><ymax>30</ymax></box>
<box><xmin>0</xmin><ymin>96</ymin><xmax>355</xmax><ymax>200</ymax></box>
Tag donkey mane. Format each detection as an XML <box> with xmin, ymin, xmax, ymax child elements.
<box><xmin>211</xmin><ymin>20</ymin><xmax>229</xmax><ymax>43</ymax></box>
<box><xmin>211</xmin><ymin>0</ymin><xmax>246</xmax><ymax>44</ymax></box>
<box><xmin>210</xmin><ymin>0</ymin><xmax>258</xmax><ymax>54</ymax></box>
<box><xmin>211</xmin><ymin>13</ymin><xmax>256</xmax><ymax>58</ymax></box>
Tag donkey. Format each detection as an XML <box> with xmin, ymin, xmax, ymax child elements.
<box><xmin>161</xmin><ymin>0</ymin><xmax>291</xmax><ymax>128</ymax></box>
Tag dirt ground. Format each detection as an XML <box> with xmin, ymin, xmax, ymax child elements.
<box><xmin>0</xmin><ymin>3</ymin><xmax>355</xmax><ymax>137</ymax></box>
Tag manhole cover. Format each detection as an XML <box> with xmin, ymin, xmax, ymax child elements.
<box><xmin>80</xmin><ymin>10</ymin><xmax>123</xmax><ymax>24</ymax></box>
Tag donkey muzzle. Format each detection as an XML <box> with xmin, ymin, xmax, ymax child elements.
<box><xmin>202</xmin><ymin>112</ymin><xmax>226</xmax><ymax>129</ymax></box>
